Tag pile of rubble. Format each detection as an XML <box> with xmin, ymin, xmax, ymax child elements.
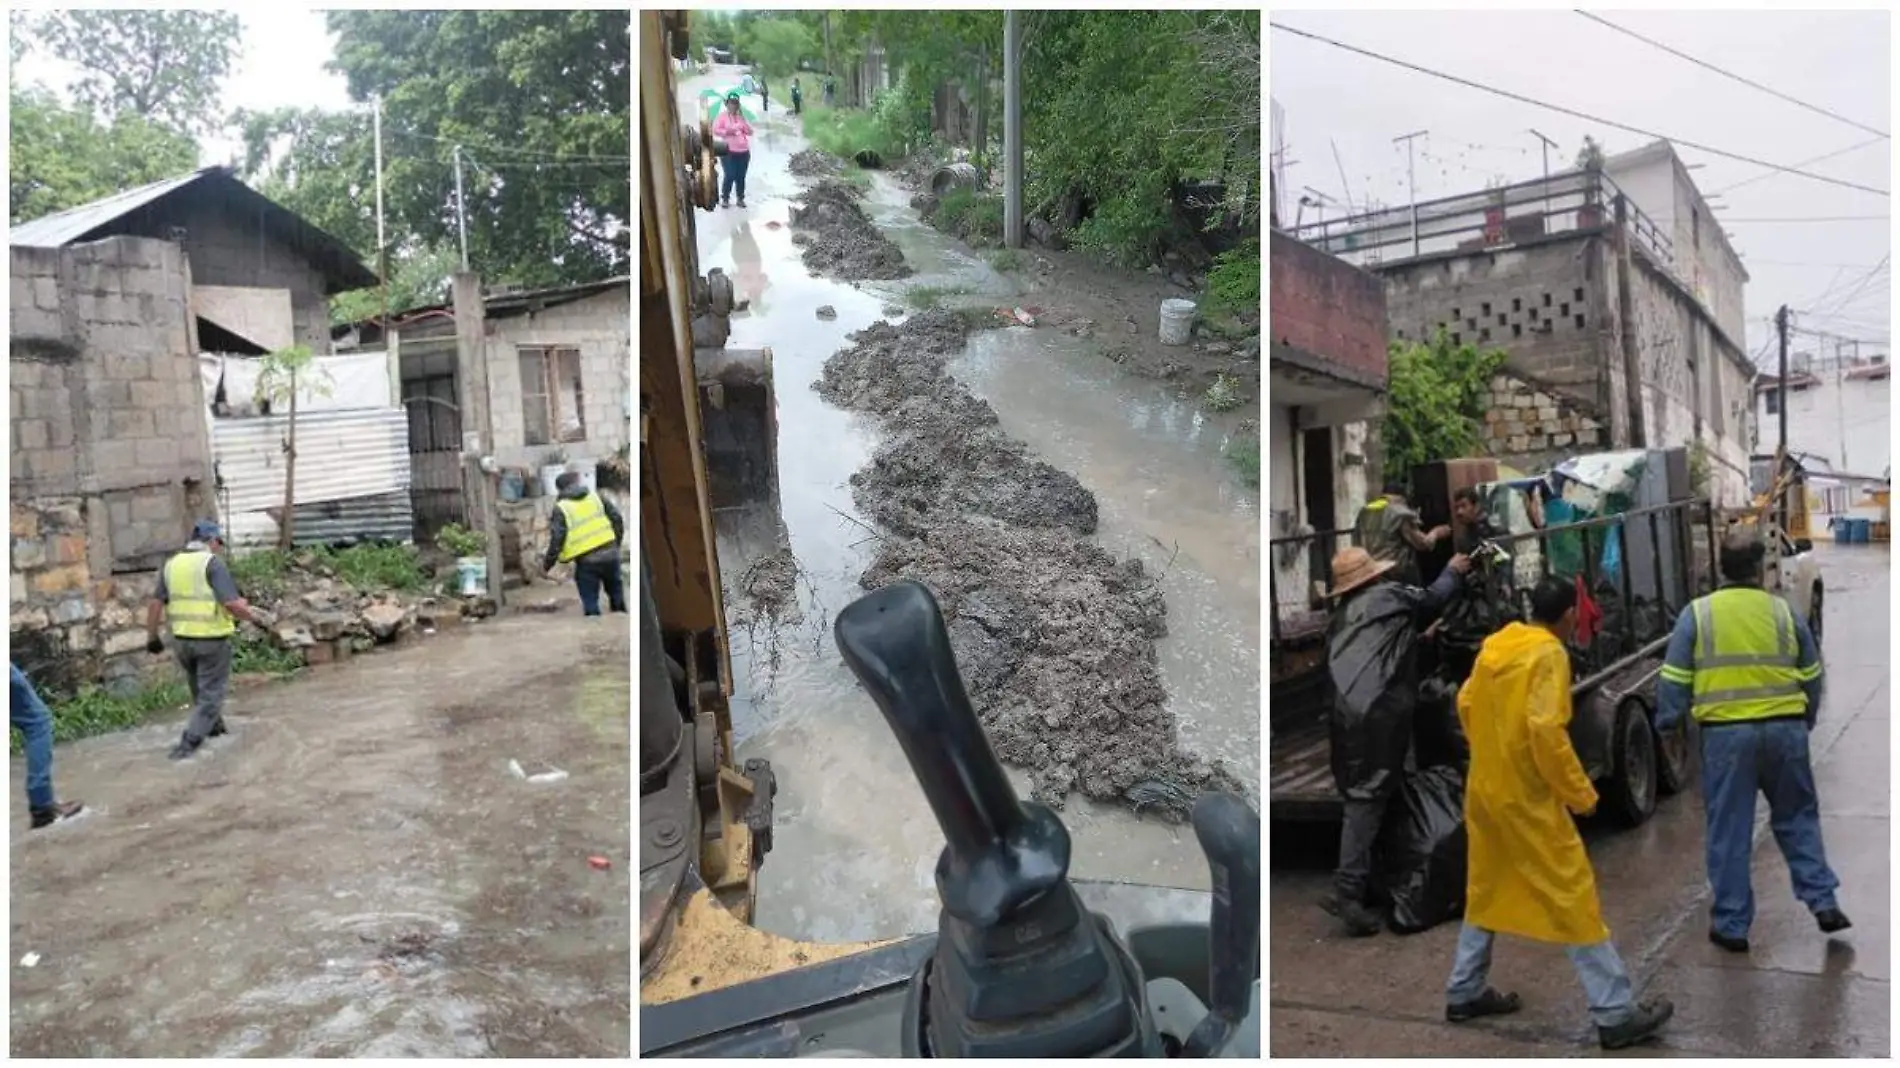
<box><xmin>788</xmin><ymin>181</ymin><xmax>913</xmax><ymax>281</ymax></box>
<box><xmin>249</xmin><ymin>553</ymin><xmax>482</xmax><ymax>668</ymax></box>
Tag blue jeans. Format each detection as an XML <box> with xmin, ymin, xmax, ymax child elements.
<box><xmin>574</xmin><ymin>553</ymin><xmax>627</xmax><ymax>617</ymax></box>
<box><xmin>10</xmin><ymin>663</ymin><xmax>57</xmax><ymax>811</ymax></box>
<box><xmin>722</xmin><ymin>150</ymin><xmax>751</xmax><ymax>203</ymax></box>
<box><xmin>1701</xmin><ymin>718</ymin><xmax>1840</xmax><ymax>939</ymax></box>
<box><xmin>1447</xmin><ymin>923</ymin><xmax>1634</xmax><ymax>1027</ymax></box>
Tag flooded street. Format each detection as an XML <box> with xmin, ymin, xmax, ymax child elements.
<box><xmin>10</xmin><ymin>613</ymin><xmax>631</xmax><ymax>1057</ymax></box>
<box><xmin>682</xmin><ymin>72</ymin><xmax>1260</xmax><ymax>944</ymax></box>
<box><xmin>1270</xmin><ymin>544</ymin><xmax>1890</xmax><ymax>1057</ymax></box>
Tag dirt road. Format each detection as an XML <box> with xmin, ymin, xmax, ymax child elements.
<box><xmin>10</xmin><ymin>611</ymin><xmax>630</xmax><ymax>1057</ymax></box>
<box><xmin>1271</xmin><ymin>544</ymin><xmax>1890</xmax><ymax>1056</ymax></box>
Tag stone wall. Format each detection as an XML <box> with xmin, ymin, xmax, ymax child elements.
<box><xmin>1481</xmin><ymin>373</ymin><xmax>1609</xmax><ymax>473</ymax></box>
<box><xmin>10</xmin><ymin>237</ymin><xmax>216</xmax><ymax>691</ymax></box>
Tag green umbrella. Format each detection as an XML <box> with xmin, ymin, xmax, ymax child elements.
<box><xmin>700</xmin><ymin>88</ymin><xmax>758</xmax><ymax>124</ymax></box>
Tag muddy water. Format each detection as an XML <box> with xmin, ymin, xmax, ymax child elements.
<box><xmin>683</xmin><ymin>72</ymin><xmax>1258</xmax><ymax>945</ymax></box>
<box><xmin>9</xmin><ymin>614</ymin><xmax>630</xmax><ymax>1057</ymax></box>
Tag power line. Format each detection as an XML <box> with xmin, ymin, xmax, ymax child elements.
<box><xmin>1801</xmin><ymin>255</ymin><xmax>1889</xmax><ymax>320</ymax></box>
<box><xmin>1716</xmin><ymin>215</ymin><xmax>1890</xmax><ymax>222</ymax></box>
<box><xmin>1575</xmin><ymin>11</ymin><xmax>1888</xmax><ymax>139</ymax></box>
<box><xmin>1270</xmin><ymin>22</ymin><xmax>1892</xmax><ymax>198</ymax></box>
<box><xmin>1710</xmin><ymin>135</ymin><xmax>1889</xmax><ymax>196</ymax></box>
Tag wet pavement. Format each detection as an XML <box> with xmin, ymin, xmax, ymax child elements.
<box><xmin>1270</xmin><ymin>544</ymin><xmax>1890</xmax><ymax>1057</ymax></box>
<box><xmin>680</xmin><ymin>70</ymin><xmax>1260</xmax><ymax>944</ymax></box>
<box><xmin>10</xmin><ymin>612</ymin><xmax>630</xmax><ymax>1057</ymax></box>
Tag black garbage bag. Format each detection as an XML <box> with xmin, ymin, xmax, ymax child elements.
<box><xmin>1412</xmin><ymin>673</ymin><xmax>1468</xmax><ymax>772</ymax></box>
<box><xmin>1327</xmin><ymin>583</ymin><xmax>1434</xmax><ymax>801</ymax></box>
<box><xmin>1376</xmin><ymin>765</ymin><xmax>1468</xmax><ymax>935</ymax></box>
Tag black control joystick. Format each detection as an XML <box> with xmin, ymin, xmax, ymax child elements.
<box><xmin>1181</xmin><ymin>792</ymin><xmax>1261</xmax><ymax>1058</ymax></box>
<box><xmin>835</xmin><ymin>581</ymin><xmax>1158</xmax><ymax>1059</ymax></box>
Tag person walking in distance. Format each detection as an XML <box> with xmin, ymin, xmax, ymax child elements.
<box><xmin>791</xmin><ymin>77</ymin><xmax>803</xmax><ymax>116</ymax></box>
<box><xmin>1443</xmin><ymin>577</ymin><xmax>1673</xmax><ymax>1050</ymax></box>
<box><xmin>1656</xmin><ymin>530</ymin><xmax>1846</xmax><ymax>953</ymax></box>
<box><xmin>759</xmin><ymin>73</ymin><xmax>770</xmax><ymax>113</ymax></box>
<box><xmin>544</xmin><ymin>472</ymin><xmax>628</xmax><ymax>616</ymax></box>
<box><xmin>715</xmin><ymin>92</ymin><xmax>754</xmax><ymax>209</ymax></box>
<box><xmin>146</xmin><ymin>520</ymin><xmax>271</xmax><ymax>761</ymax></box>
<box><xmin>9</xmin><ymin>663</ymin><xmax>84</xmax><ymax>828</ymax></box>
<box><xmin>1322</xmin><ymin>544</ymin><xmax>1469</xmax><ymax>936</ymax></box>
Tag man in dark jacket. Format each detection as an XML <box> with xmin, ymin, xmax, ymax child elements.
<box><xmin>544</xmin><ymin>473</ymin><xmax>628</xmax><ymax>616</ymax></box>
<box><xmin>1325</xmin><ymin>543</ymin><xmax>1469</xmax><ymax>936</ymax></box>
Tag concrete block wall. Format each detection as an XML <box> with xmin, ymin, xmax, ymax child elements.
<box><xmin>170</xmin><ymin>204</ymin><xmax>335</xmax><ymax>354</ymax></box>
<box><xmin>485</xmin><ymin>287</ymin><xmax>632</xmax><ymax>470</ymax></box>
<box><xmin>1379</xmin><ymin>236</ymin><xmax>1621</xmax><ymax>429</ymax></box>
<box><xmin>10</xmin><ymin>236</ymin><xmax>215</xmax><ymax>691</ymax></box>
<box><xmin>1481</xmin><ymin>373</ymin><xmax>1609</xmax><ymax>472</ymax></box>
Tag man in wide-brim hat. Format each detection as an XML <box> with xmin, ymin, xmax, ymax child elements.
<box><xmin>1323</xmin><ymin>542</ymin><xmax>1470</xmax><ymax>937</ymax></box>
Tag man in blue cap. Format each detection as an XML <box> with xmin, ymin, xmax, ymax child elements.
<box><xmin>146</xmin><ymin>520</ymin><xmax>271</xmax><ymax>760</ymax></box>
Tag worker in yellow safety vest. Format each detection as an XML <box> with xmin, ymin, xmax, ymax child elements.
<box><xmin>1354</xmin><ymin>479</ymin><xmax>1451</xmax><ymax>586</ymax></box>
<box><xmin>1655</xmin><ymin>530</ymin><xmax>1848</xmax><ymax>953</ymax></box>
<box><xmin>145</xmin><ymin>520</ymin><xmax>271</xmax><ymax>761</ymax></box>
<box><xmin>543</xmin><ymin>472</ymin><xmax>627</xmax><ymax>616</ymax></box>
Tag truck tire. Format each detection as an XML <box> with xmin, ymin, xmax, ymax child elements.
<box><xmin>1602</xmin><ymin>698</ymin><xmax>1658</xmax><ymax>827</ymax></box>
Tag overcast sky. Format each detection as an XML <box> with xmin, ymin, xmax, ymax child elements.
<box><xmin>1270</xmin><ymin>9</ymin><xmax>1892</xmax><ymax>360</ymax></box>
<box><xmin>13</xmin><ymin>10</ymin><xmax>355</xmax><ymax>167</ymax></box>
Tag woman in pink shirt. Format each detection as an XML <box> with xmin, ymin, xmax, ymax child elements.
<box><xmin>714</xmin><ymin>93</ymin><xmax>754</xmax><ymax>209</ymax></box>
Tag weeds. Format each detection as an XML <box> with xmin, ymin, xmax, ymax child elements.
<box><xmin>1201</xmin><ymin>240</ymin><xmax>1260</xmax><ymax>324</ymax></box>
<box><xmin>1223</xmin><ymin>431</ymin><xmax>1261</xmax><ymax>488</ymax></box>
<box><xmin>12</xmin><ymin>679</ymin><xmax>192</xmax><ymax>753</ymax></box>
<box><xmin>906</xmin><ymin>284</ymin><xmax>973</xmax><ymax>311</ymax></box>
<box><xmin>1203</xmin><ymin>374</ymin><xmax>1247</xmax><ymax>413</ymax></box>
<box><xmin>233</xmin><ymin>634</ymin><xmax>305</xmax><ymax>677</ymax></box>
<box><xmin>932</xmin><ymin>189</ymin><xmax>1004</xmax><ymax>245</ymax></box>
<box><xmin>228</xmin><ymin>543</ymin><xmax>431</xmax><ymax>602</ymax></box>
<box><xmin>802</xmin><ymin>103</ymin><xmax>902</xmax><ymax>164</ymax></box>
<box><xmin>987</xmin><ymin>248</ymin><xmax>1027</xmax><ymax>272</ymax></box>
<box><xmin>228</xmin><ymin>549</ymin><xmax>295</xmax><ymax>601</ymax></box>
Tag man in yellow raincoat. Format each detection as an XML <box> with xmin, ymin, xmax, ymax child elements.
<box><xmin>1443</xmin><ymin>577</ymin><xmax>1673</xmax><ymax>1050</ymax></box>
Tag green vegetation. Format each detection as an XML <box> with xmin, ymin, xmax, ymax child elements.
<box><xmin>233</xmin><ymin>634</ymin><xmax>305</xmax><ymax>677</ymax></box>
<box><xmin>1383</xmin><ymin>328</ymin><xmax>1511</xmax><ymax>478</ymax></box>
<box><xmin>434</xmin><ymin>523</ymin><xmax>485</xmax><ymax>558</ymax></box>
<box><xmin>1224</xmin><ymin>431</ymin><xmax>1261</xmax><ymax>489</ymax></box>
<box><xmin>987</xmin><ymin>248</ymin><xmax>1027</xmax><ymax>273</ymax></box>
<box><xmin>905</xmin><ymin>284</ymin><xmax>973</xmax><ymax>311</ymax></box>
<box><xmin>229</xmin><ymin>543</ymin><xmax>432</xmax><ymax>602</ymax></box>
<box><xmin>1201</xmin><ymin>240</ymin><xmax>1260</xmax><ymax>325</ymax></box>
<box><xmin>14</xmin><ymin>679</ymin><xmax>192</xmax><ymax>754</ymax></box>
<box><xmin>802</xmin><ymin>102</ymin><xmax>902</xmax><ymax>164</ymax></box>
<box><xmin>1203</xmin><ymin>374</ymin><xmax>1247</xmax><ymax>414</ymax></box>
<box><xmin>933</xmin><ymin>189</ymin><xmax>1004</xmax><ymax>245</ymax></box>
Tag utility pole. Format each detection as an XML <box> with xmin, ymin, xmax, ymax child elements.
<box><xmin>1394</xmin><ymin>130</ymin><xmax>1427</xmax><ymax>257</ymax></box>
<box><xmin>453</xmin><ymin>145</ymin><xmax>470</xmax><ymax>271</ymax></box>
<box><xmin>454</xmin><ymin>271</ymin><xmax>504</xmax><ymax>603</ymax></box>
<box><xmin>1529</xmin><ymin>128</ymin><xmax>1558</xmax><ymax>215</ymax></box>
<box><xmin>1775</xmin><ymin>304</ymin><xmax>1791</xmax><ymax>533</ymax></box>
<box><xmin>374</xmin><ymin>93</ymin><xmax>395</xmax><ymax>402</ymax></box>
<box><xmin>1003</xmin><ymin>10</ymin><xmax>1024</xmax><ymax>250</ymax></box>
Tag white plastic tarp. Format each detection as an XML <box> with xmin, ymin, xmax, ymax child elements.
<box><xmin>199</xmin><ymin>351</ymin><xmax>393</xmax><ymax>415</ymax></box>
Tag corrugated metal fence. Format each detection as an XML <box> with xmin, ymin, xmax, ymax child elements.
<box><xmin>211</xmin><ymin>408</ymin><xmax>415</xmax><ymax>548</ymax></box>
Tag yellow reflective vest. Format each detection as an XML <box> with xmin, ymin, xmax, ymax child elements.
<box><xmin>164</xmin><ymin>550</ymin><xmax>236</xmax><ymax>639</ymax></box>
<box><xmin>557</xmin><ymin>492</ymin><xmax>616</xmax><ymax>562</ymax></box>
<box><xmin>1660</xmin><ymin>587</ymin><xmax>1817</xmax><ymax>725</ymax></box>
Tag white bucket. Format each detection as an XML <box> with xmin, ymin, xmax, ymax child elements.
<box><xmin>1159</xmin><ymin>298</ymin><xmax>1198</xmax><ymax>346</ymax></box>
<box><xmin>456</xmin><ymin>556</ymin><xmax>487</xmax><ymax>596</ymax></box>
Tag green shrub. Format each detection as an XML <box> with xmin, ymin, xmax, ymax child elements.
<box><xmin>1202</xmin><ymin>240</ymin><xmax>1260</xmax><ymax>320</ymax></box>
<box><xmin>435</xmin><ymin>523</ymin><xmax>485</xmax><ymax>558</ymax></box>
<box><xmin>228</xmin><ymin>549</ymin><xmax>295</xmax><ymax>601</ymax></box>
<box><xmin>234</xmin><ymin>634</ymin><xmax>305</xmax><ymax>677</ymax></box>
<box><xmin>934</xmin><ymin>189</ymin><xmax>1004</xmax><ymax>244</ymax></box>
<box><xmin>13</xmin><ymin>679</ymin><xmax>192</xmax><ymax>753</ymax></box>
<box><xmin>1224</xmin><ymin>432</ymin><xmax>1261</xmax><ymax>488</ymax></box>
<box><xmin>803</xmin><ymin>103</ymin><xmax>900</xmax><ymax>163</ymax></box>
<box><xmin>1203</xmin><ymin>374</ymin><xmax>1247</xmax><ymax>413</ymax></box>
<box><xmin>321</xmin><ymin>544</ymin><xmax>429</xmax><ymax>592</ymax></box>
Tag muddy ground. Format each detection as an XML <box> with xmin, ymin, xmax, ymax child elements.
<box><xmin>9</xmin><ymin>612</ymin><xmax>630</xmax><ymax>1057</ymax></box>
<box><xmin>815</xmin><ymin>310</ymin><xmax>1244</xmax><ymax>816</ymax></box>
<box><xmin>788</xmin><ymin>180</ymin><xmax>912</xmax><ymax>282</ymax></box>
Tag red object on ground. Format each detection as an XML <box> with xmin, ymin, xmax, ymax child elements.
<box><xmin>765</xmin><ymin>221</ymin><xmax>783</xmax><ymax>230</ymax></box>
<box><xmin>588</xmin><ymin>855</ymin><xmax>612</xmax><ymax>870</ymax></box>
<box><xmin>1573</xmin><ymin>575</ymin><xmax>1603</xmax><ymax>647</ymax></box>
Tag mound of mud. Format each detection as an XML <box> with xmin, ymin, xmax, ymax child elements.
<box><xmin>816</xmin><ymin>312</ymin><xmax>1244</xmax><ymax>819</ymax></box>
<box><xmin>788</xmin><ymin>148</ymin><xmax>844</xmax><ymax>178</ymax></box>
<box><xmin>816</xmin><ymin>312</ymin><xmax>1097</xmax><ymax>535</ymax></box>
<box><xmin>789</xmin><ymin>181</ymin><xmax>913</xmax><ymax>281</ymax></box>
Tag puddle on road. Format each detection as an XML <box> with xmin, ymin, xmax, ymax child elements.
<box><xmin>682</xmin><ymin>72</ymin><xmax>1258</xmax><ymax>944</ymax></box>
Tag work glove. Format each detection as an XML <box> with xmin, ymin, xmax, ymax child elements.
<box><xmin>146</xmin><ymin>637</ymin><xmax>166</xmax><ymax>656</ymax></box>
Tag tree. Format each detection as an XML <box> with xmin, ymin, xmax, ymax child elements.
<box><xmin>253</xmin><ymin>345</ymin><xmax>333</xmax><ymax>550</ymax></box>
<box><xmin>322</xmin><ymin>10</ymin><xmax>630</xmax><ymax>289</ymax></box>
<box><xmin>1382</xmin><ymin>329</ymin><xmax>1509</xmax><ymax>478</ymax></box>
<box><xmin>20</xmin><ymin>10</ymin><xmax>241</xmax><ymax>135</ymax></box>
<box><xmin>330</xmin><ymin>245</ymin><xmax>460</xmax><ymax>325</ymax></box>
<box><xmin>9</xmin><ymin>86</ymin><xmax>198</xmax><ymax>223</ymax></box>
<box><xmin>742</xmin><ymin>19</ymin><xmax>819</xmax><ymax>78</ymax></box>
